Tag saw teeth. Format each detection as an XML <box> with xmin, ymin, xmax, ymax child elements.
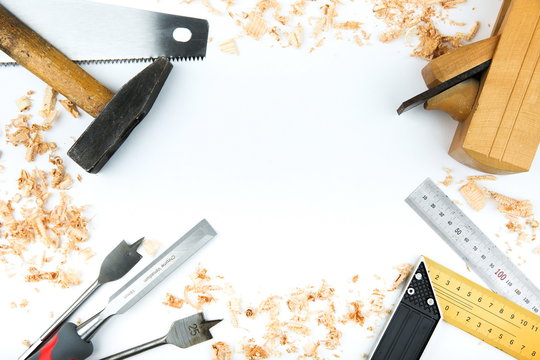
<box><xmin>0</xmin><ymin>56</ymin><xmax>206</xmax><ymax>66</ymax></box>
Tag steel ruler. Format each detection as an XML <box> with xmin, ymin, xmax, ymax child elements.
<box><xmin>425</xmin><ymin>256</ymin><xmax>540</xmax><ymax>360</ymax></box>
<box><xmin>406</xmin><ymin>178</ymin><xmax>540</xmax><ymax>315</ymax></box>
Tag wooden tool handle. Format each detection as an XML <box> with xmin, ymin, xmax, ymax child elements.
<box><xmin>0</xmin><ymin>5</ymin><xmax>114</xmax><ymax>117</ymax></box>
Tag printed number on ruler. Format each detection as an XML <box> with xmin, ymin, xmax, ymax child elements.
<box><xmin>407</xmin><ymin>179</ymin><xmax>540</xmax><ymax>314</ymax></box>
<box><xmin>425</xmin><ymin>257</ymin><xmax>540</xmax><ymax>360</ymax></box>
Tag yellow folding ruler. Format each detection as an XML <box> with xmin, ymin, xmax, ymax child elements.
<box><xmin>425</xmin><ymin>257</ymin><xmax>540</xmax><ymax>360</ymax></box>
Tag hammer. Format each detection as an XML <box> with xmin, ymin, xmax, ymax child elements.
<box><xmin>0</xmin><ymin>5</ymin><xmax>172</xmax><ymax>173</ymax></box>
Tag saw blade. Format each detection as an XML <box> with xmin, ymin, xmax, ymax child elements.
<box><xmin>0</xmin><ymin>0</ymin><xmax>208</xmax><ymax>65</ymax></box>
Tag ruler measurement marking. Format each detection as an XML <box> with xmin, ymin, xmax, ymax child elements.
<box><xmin>407</xmin><ymin>179</ymin><xmax>540</xmax><ymax>314</ymax></box>
<box><xmin>425</xmin><ymin>257</ymin><xmax>540</xmax><ymax>360</ymax></box>
<box><xmin>434</xmin><ymin>282</ymin><xmax>521</xmax><ymax>329</ymax></box>
<box><xmin>439</xmin><ymin>297</ymin><xmax>517</xmax><ymax>337</ymax></box>
<box><xmin>432</xmin><ymin>284</ymin><xmax>474</xmax><ymax>310</ymax></box>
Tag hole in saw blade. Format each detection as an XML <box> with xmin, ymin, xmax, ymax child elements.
<box><xmin>173</xmin><ymin>28</ymin><xmax>192</xmax><ymax>42</ymax></box>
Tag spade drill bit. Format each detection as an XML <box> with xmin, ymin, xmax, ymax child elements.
<box><xmin>100</xmin><ymin>313</ymin><xmax>222</xmax><ymax>360</ymax></box>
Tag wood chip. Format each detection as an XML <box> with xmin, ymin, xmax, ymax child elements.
<box><xmin>142</xmin><ymin>239</ymin><xmax>161</xmax><ymax>257</ymax></box>
<box><xmin>59</xmin><ymin>100</ymin><xmax>80</xmax><ymax>118</ymax></box>
<box><xmin>459</xmin><ymin>180</ymin><xmax>488</xmax><ymax>211</ymax></box>
<box><xmin>212</xmin><ymin>341</ymin><xmax>233</xmax><ymax>360</ymax></box>
<box><xmin>389</xmin><ymin>263</ymin><xmax>413</xmax><ymax>291</ymax></box>
<box><xmin>288</xmin><ymin>23</ymin><xmax>304</xmax><ymax>48</ymax></box>
<box><xmin>440</xmin><ymin>168</ymin><xmax>453</xmax><ymax>186</ymax></box>
<box><xmin>245</xmin><ymin>12</ymin><xmax>268</xmax><ymax>40</ymax></box>
<box><xmin>163</xmin><ymin>293</ymin><xmax>184</xmax><ymax>308</ymax></box>
<box><xmin>16</xmin><ymin>96</ymin><xmax>32</xmax><ymax>112</ymax></box>
<box><xmin>220</xmin><ymin>38</ymin><xmax>240</xmax><ymax>55</ymax></box>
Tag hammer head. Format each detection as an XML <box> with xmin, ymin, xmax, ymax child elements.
<box><xmin>67</xmin><ymin>57</ymin><xmax>173</xmax><ymax>173</ymax></box>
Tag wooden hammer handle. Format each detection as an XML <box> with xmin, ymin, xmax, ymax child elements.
<box><xmin>0</xmin><ymin>5</ymin><xmax>114</xmax><ymax>117</ymax></box>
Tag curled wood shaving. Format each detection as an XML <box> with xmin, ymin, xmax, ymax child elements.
<box><xmin>488</xmin><ymin>191</ymin><xmax>534</xmax><ymax>218</ymax></box>
<box><xmin>212</xmin><ymin>341</ymin><xmax>233</xmax><ymax>360</ymax></box>
<box><xmin>373</xmin><ymin>0</ymin><xmax>479</xmax><ymax>59</ymax></box>
<box><xmin>22</xmin><ymin>340</ymin><xmax>31</xmax><ymax>348</ymax></box>
<box><xmin>163</xmin><ymin>293</ymin><xmax>184</xmax><ymax>308</ymax></box>
<box><xmin>344</xmin><ymin>300</ymin><xmax>365</xmax><ymax>326</ymax></box>
<box><xmin>288</xmin><ymin>23</ymin><xmax>304</xmax><ymax>48</ymax></box>
<box><xmin>389</xmin><ymin>263</ymin><xmax>412</xmax><ymax>291</ymax></box>
<box><xmin>16</xmin><ymin>96</ymin><xmax>32</xmax><ymax>112</ymax></box>
<box><xmin>243</xmin><ymin>343</ymin><xmax>269</xmax><ymax>360</ymax></box>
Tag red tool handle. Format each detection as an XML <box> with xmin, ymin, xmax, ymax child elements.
<box><xmin>27</xmin><ymin>323</ymin><xmax>93</xmax><ymax>360</ymax></box>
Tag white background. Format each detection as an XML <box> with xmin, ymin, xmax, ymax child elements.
<box><xmin>1</xmin><ymin>0</ymin><xmax>539</xmax><ymax>359</ymax></box>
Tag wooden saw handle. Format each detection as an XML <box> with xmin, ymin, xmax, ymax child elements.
<box><xmin>0</xmin><ymin>5</ymin><xmax>114</xmax><ymax>117</ymax></box>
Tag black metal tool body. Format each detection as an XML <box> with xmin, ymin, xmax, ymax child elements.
<box><xmin>369</xmin><ymin>258</ymin><xmax>442</xmax><ymax>360</ymax></box>
<box><xmin>67</xmin><ymin>57</ymin><xmax>173</xmax><ymax>173</ymax></box>
<box><xmin>397</xmin><ymin>60</ymin><xmax>491</xmax><ymax>115</ymax></box>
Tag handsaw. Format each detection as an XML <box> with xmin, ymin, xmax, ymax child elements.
<box><xmin>0</xmin><ymin>0</ymin><xmax>209</xmax><ymax>64</ymax></box>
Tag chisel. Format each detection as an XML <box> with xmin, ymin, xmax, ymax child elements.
<box><xmin>25</xmin><ymin>219</ymin><xmax>217</xmax><ymax>360</ymax></box>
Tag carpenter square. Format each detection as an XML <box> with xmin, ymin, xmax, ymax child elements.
<box><xmin>0</xmin><ymin>0</ymin><xmax>209</xmax><ymax>64</ymax></box>
<box><xmin>369</xmin><ymin>258</ymin><xmax>441</xmax><ymax>360</ymax></box>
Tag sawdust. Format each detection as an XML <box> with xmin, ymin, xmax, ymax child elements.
<box><xmin>0</xmin><ymin>90</ymin><xmax>90</xmax><ymax>287</ymax></box>
<box><xmin>212</xmin><ymin>341</ymin><xmax>233</xmax><ymax>360</ymax></box>
<box><xmin>374</xmin><ymin>0</ymin><xmax>479</xmax><ymax>59</ymax></box>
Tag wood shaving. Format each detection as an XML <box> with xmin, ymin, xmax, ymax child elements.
<box><xmin>0</xmin><ymin>90</ymin><xmax>90</xmax><ymax>287</ymax></box>
<box><xmin>183</xmin><ymin>266</ymin><xmax>222</xmax><ymax>309</ymax></box>
<box><xmin>488</xmin><ymin>191</ymin><xmax>533</xmax><ymax>218</ymax></box>
<box><xmin>352</xmin><ymin>274</ymin><xmax>359</xmax><ymax>283</ymax></box>
<box><xmin>16</xmin><ymin>96</ymin><xmax>32</xmax><ymax>112</ymax></box>
<box><xmin>440</xmin><ymin>168</ymin><xmax>453</xmax><ymax>186</ymax></box>
<box><xmin>245</xmin><ymin>12</ymin><xmax>268</xmax><ymax>40</ymax></box>
<box><xmin>59</xmin><ymin>100</ymin><xmax>80</xmax><ymax>118</ymax></box>
<box><xmin>389</xmin><ymin>263</ymin><xmax>412</xmax><ymax>291</ymax></box>
<box><xmin>212</xmin><ymin>341</ymin><xmax>233</xmax><ymax>360</ymax></box>
<box><xmin>220</xmin><ymin>38</ymin><xmax>240</xmax><ymax>55</ymax></box>
<box><xmin>466</xmin><ymin>175</ymin><xmax>496</xmax><ymax>181</ymax></box>
<box><xmin>39</xmin><ymin>86</ymin><xmax>58</xmax><ymax>120</ymax></box>
<box><xmin>459</xmin><ymin>180</ymin><xmax>488</xmax><ymax>211</ymax></box>
<box><xmin>288</xmin><ymin>23</ymin><xmax>304</xmax><ymax>48</ymax></box>
<box><xmin>163</xmin><ymin>293</ymin><xmax>184</xmax><ymax>308</ymax></box>
<box><xmin>243</xmin><ymin>343</ymin><xmax>269</xmax><ymax>360</ymax></box>
<box><xmin>373</xmin><ymin>0</ymin><xmax>479</xmax><ymax>59</ymax></box>
<box><xmin>22</xmin><ymin>340</ymin><xmax>31</xmax><ymax>347</ymax></box>
<box><xmin>344</xmin><ymin>300</ymin><xmax>365</xmax><ymax>326</ymax></box>
<box><xmin>142</xmin><ymin>239</ymin><xmax>161</xmax><ymax>257</ymax></box>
